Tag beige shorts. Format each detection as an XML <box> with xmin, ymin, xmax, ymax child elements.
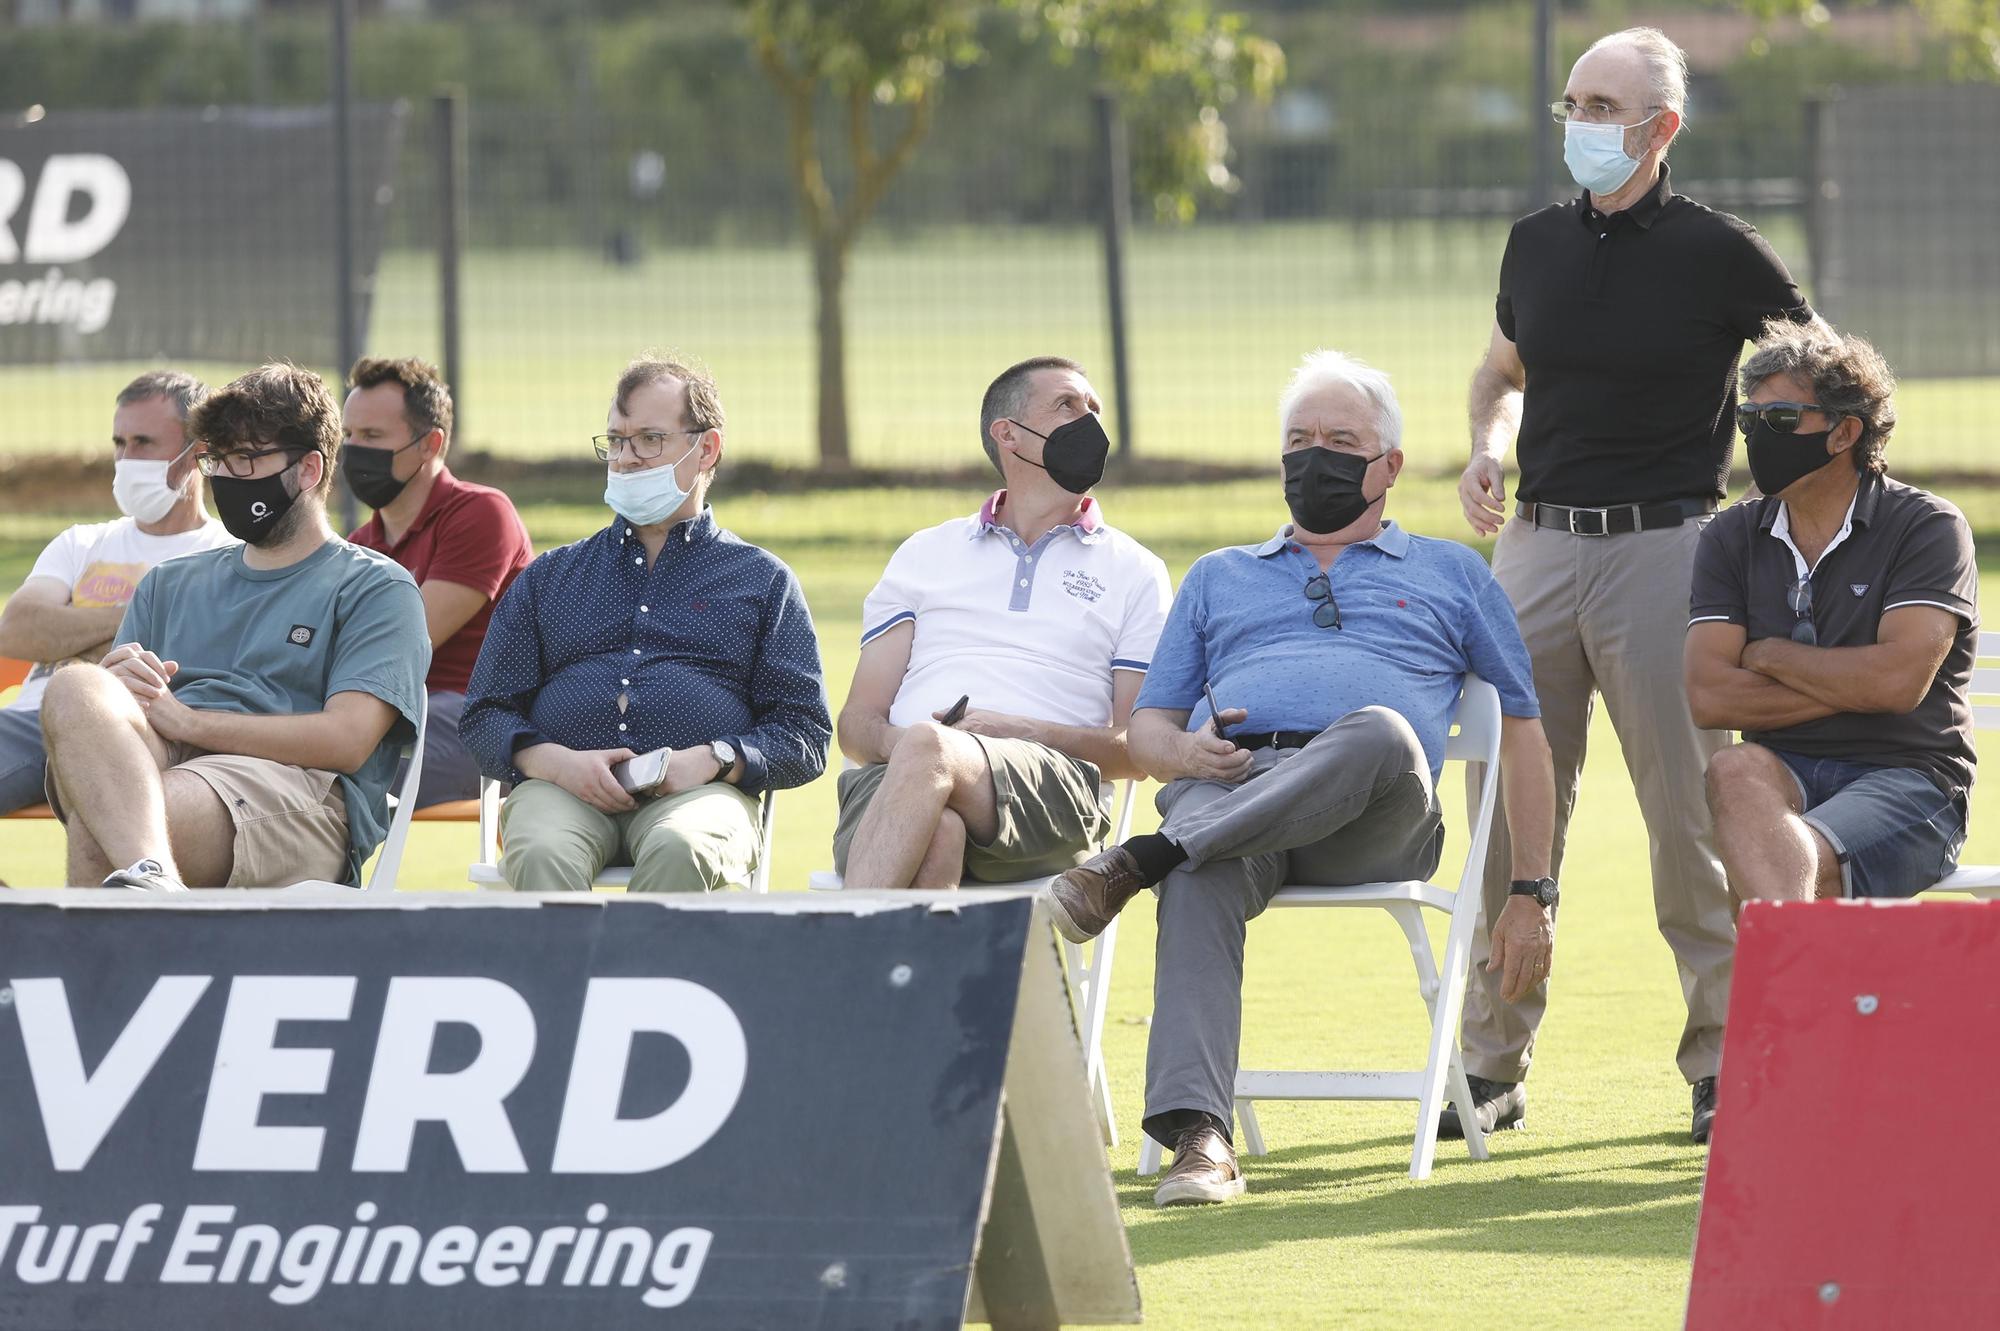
<box><xmin>832</xmin><ymin>734</ymin><xmax>1109</xmax><ymax>883</ymax></box>
<box><xmin>50</xmin><ymin>741</ymin><xmax>349</xmax><ymax>888</ymax></box>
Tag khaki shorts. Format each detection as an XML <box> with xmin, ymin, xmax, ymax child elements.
<box><xmin>833</xmin><ymin>734</ymin><xmax>1109</xmax><ymax>883</ymax></box>
<box><xmin>49</xmin><ymin>741</ymin><xmax>349</xmax><ymax>888</ymax></box>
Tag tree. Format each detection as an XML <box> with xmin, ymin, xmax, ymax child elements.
<box><xmin>742</xmin><ymin>0</ymin><xmax>1281</xmax><ymax>467</ymax></box>
<box><xmin>1729</xmin><ymin>0</ymin><xmax>1999</xmax><ymax>81</ymax></box>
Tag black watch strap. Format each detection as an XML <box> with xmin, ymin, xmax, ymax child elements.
<box><xmin>1509</xmin><ymin>876</ymin><xmax>1559</xmax><ymax>908</ymax></box>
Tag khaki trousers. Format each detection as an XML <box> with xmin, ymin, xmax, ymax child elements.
<box><xmin>1462</xmin><ymin>515</ymin><xmax>1735</xmax><ymax>1085</ymax></box>
<box><xmin>497</xmin><ymin>779</ymin><xmax>761</xmax><ymax>893</ymax></box>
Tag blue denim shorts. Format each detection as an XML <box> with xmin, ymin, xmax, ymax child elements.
<box><xmin>1770</xmin><ymin>748</ymin><xmax>1967</xmax><ymax>899</ymax></box>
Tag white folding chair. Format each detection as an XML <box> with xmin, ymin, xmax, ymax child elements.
<box><xmin>364</xmin><ymin>704</ymin><xmax>428</xmax><ymax>892</ymax></box>
<box><xmin>1925</xmin><ymin>629</ymin><xmax>1999</xmax><ymax>899</ymax></box>
<box><xmin>808</xmin><ymin>771</ymin><xmax>1141</xmax><ymax>1148</ymax></box>
<box><xmin>1137</xmin><ymin>675</ymin><xmax>1505</xmax><ymax>1182</ymax></box>
<box><xmin>468</xmin><ymin>777</ymin><xmax>776</xmax><ymax>893</ymax></box>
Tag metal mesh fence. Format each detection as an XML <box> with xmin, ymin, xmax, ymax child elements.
<box><xmin>2</xmin><ymin>2</ymin><xmax>1993</xmax><ymax>486</ymax></box>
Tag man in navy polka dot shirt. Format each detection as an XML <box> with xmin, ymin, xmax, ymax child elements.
<box><xmin>461</xmin><ymin>357</ymin><xmax>830</xmax><ymax>892</ymax></box>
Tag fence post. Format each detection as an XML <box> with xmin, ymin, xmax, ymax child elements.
<box><xmin>1093</xmin><ymin>91</ymin><xmax>1135</xmax><ymax>461</ymax></box>
<box><xmin>1531</xmin><ymin>0</ymin><xmax>1557</xmax><ymax>209</ymax></box>
<box><xmin>332</xmin><ymin>0</ymin><xmax>359</xmax><ymax>532</ymax></box>
<box><xmin>435</xmin><ymin>89</ymin><xmax>467</xmax><ymax>442</ymax></box>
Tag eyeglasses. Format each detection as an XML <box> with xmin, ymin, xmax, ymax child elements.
<box><xmin>1303</xmin><ymin>574</ymin><xmax>1342</xmax><ymax>630</ymax></box>
<box><xmin>1736</xmin><ymin>401</ymin><xmax>1835</xmax><ymax>437</ymax></box>
<box><xmin>1787</xmin><ymin>577</ymin><xmax>1817</xmax><ymax>645</ymax></box>
<box><xmin>592</xmin><ymin>430</ymin><xmax>702</xmax><ymax>462</ymax></box>
<box><xmin>1549</xmin><ymin>98</ymin><xmax>1660</xmax><ymax>125</ymax></box>
<box><xmin>196</xmin><ymin>445</ymin><xmax>310</xmax><ymax>478</ymax></box>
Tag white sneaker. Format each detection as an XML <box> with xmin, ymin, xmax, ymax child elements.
<box><xmin>101</xmin><ymin>859</ymin><xmax>189</xmax><ymax>892</ymax></box>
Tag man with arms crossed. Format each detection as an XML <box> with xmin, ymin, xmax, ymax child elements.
<box><xmin>0</xmin><ymin>371</ymin><xmax>234</xmax><ymax>813</ymax></box>
<box><xmin>1455</xmin><ymin>26</ymin><xmax>1816</xmax><ymax>1143</ymax></box>
<box><xmin>1689</xmin><ymin>323</ymin><xmax>1973</xmax><ymax>922</ymax></box>
<box><xmin>344</xmin><ymin>357</ymin><xmax>533</xmax><ymax>807</ymax></box>
<box><xmin>39</xmin><ymin>363</ymin><xmax>430</xmax><ymax>889</ymax></box>
<box><xmin>462</xmin><ymin>357</ymin><xmax>830</xmax><ymax>892</ymax></box>
<box><xmin>1043</xmin><ymin>351</ymin><xmax>1557</xmax><ymax>1205</ymax></box>
<box><xmin>835</xmin><ymin>356</ymin><xmax>1170</xmax><ymax>888</ymax></box>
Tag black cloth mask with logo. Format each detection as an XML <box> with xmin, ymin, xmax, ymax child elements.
<box><xmin>1745</xmin><ymin>420</ymin><xmax>1838</xmax><ymax>498</ymax></box>
<box><xmin>1007</xmin><ymin>413</ymin><xmax>1111</xmax><ymax>495</ymax></box>
<box><xmin>1283</xmin><ymin>446</ymin><xmax>1383</xmax><ymax>534</ymax></box>
<box><xmin>210</xmin><ymin>459</ymin><xmax>303</xmax><ymax>544</ymax></box>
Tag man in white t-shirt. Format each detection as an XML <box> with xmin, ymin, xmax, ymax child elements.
<box><xmin>0</xmin><ymin>371</ymin><xmax>236</xmax><ymax>813</ymax></box>
<box><xmin>833</xmin><ymin>356</ymin><xmax>1172</xmax><ymax>888</ymax></box>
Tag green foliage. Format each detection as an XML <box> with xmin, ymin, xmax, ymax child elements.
<box><xmin>1724</xmin><ymin>0</ymin><xmax>2000</xmax><ymax>80</ymax></box>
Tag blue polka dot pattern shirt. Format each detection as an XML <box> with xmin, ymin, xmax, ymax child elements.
<box><xmin>461</xmin><ymin>507</ymin><xmax>831</xmax><ymax>795</ymax></box>
<box><xmin>1135</xmin><ymin>520</ymin><xmax>1539</xmax><ymax>781</ymax></box>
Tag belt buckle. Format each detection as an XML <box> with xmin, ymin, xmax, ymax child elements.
<box><xmin>1567</xmin><ymin>506</ymin><xmax>1609</xmax><ymax>537</ymax></box>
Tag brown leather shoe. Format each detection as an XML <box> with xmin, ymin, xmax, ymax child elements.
<box><xmin>1154</xmin><ymin>1124</ymin><xmax>1246</xmax><ymax>1207</ymax></box>
<box><xmin>1042</xmin><ymin>846</ymin><xmax>1146</xmax><ymax>943</ymax></box>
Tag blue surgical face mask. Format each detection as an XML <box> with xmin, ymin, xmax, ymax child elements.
<box><xmin>1563</xmin><ymin>112</ymin><xmax>1659</xmax><ymax>196</ymax></box>
<box><xmin>603</xmin><ymin>441</ymin><xmax>700</xmax><ymax>526</ymax></box>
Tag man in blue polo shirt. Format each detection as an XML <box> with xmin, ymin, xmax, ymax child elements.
<box><xmin>1043</xmin><ymin>350</ymin><xmax>1559</xmax><ymax>1207</ymax></box>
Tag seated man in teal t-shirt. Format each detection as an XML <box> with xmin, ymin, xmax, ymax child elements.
<box><xmin>40</xmin><ymin>363</ymin><xmax>430</xmax><ymax>890</ymax></box>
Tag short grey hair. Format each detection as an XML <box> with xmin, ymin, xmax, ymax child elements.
<box><xmin>980</xmin><ymin>356</ymin><xmax>1087</xmax><ymax>477</ymax></box>
<box><xmin>1585</xmin><ymin>26</ymin><xmax>1690</xmax><ymax>117</ymax></box>
<box><xmin>1278</xmin><ymin>350</ymin><xmax>1403</xmax><ymax>453</ymax></box>
<box><xmin>1742</xmin><ymin>319</ymin><xmax>1898</xmax><ymax>473</ymax></box>
<box><xmin>117</xmin><ymin>369</ymin><xmax>207</xmax><ymax>424</ymax></box>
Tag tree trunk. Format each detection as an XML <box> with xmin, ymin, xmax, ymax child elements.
<box><xmin>812</xmin><ymin>227</ymin><xmax>852</xmax><ymax>469</ymax></box>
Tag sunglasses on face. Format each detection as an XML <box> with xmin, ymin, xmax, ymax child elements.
<box><xmin>1303</xmin><ymin>574</ymin><xmax>1342</xmax><ymax>630</ymax></box>
<box><xmin>1736</xmin><ymin>401</ymin><xmax>1833</xmax><ymax>437</ymax></box>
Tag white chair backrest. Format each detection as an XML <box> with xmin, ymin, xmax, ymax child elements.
<box><xmin>1445</xmin><ymin>676</ymin><xmax>1504</xmax><ymax>875</ymax></box>
<box><xmin>1968</xmin><ymin>630</ymin><xmax>2000</xmax><ymax>732</ymax></box>
<box><xmin>365</xmin><ymin>703</ymin><xmax>428</xmax><ymax>892</ymax></box>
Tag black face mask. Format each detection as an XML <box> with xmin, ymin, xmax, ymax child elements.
<box><xmin>1745</xmin><ymin>420</ymin><xmax>1837</xmax><ymax>498</ymax></box>
<box><xmin>342</xmin><ymin>434</ymin><xmax>424</xmax><ymax>510</ymax></box>
<box><xmin>1284</xmin><ymin>446</ymin><xmax>1384</xmax><ymax>534</ymax></box>
<box><xmin>1007</xmin><ymin>413</ymin><xmax>1110</xmax><ymax>495</ymax></box>
<box><xmin>210</xmin><ymin>457</ymin><xmax>304</xmax><ymax>544</ymax></box>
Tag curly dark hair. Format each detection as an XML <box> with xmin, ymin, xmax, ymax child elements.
<box><xmin>189</xmin><ymin>362</ymin><xmax>343</xmax><ymax>497</ymax></box>
<box><xmin>348</xmin><ymin>356</ymin><xmax>454</xmax><ymax>448</ymax></box>
<box><xmin>1742</xmin><ymin>320</ymin><xmax>1898</xmax><ymax>473</ymax></box>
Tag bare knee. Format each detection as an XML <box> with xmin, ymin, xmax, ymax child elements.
<box><xmin>40</xmin><ymin>665</ymin><xmax>123</xmax><ymax>739</ymax></box>
<box><xmin>889</xmin><ymin>721</ymin><xmax>960</xmax><ymax>784</ymax></box>
<box><xmin>1705</xmin><ymin>744</ymin><xmax>1793</xmax><ymax>816</ymax></box>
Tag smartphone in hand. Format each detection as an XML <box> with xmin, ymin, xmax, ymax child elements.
<box><xmin>611</xmin><ymin>747</ymin><xmax>672</xmax><ymax>795</ymax></box>
<box><xmin>1202</xmin><ymin>683</ymin><xmax>1229</xmax><ymax>737</ymax></box>
<box><xmin>940</xmin><ymin>694</ymin><xmax>970</xmax><ymax>727</ymax></box>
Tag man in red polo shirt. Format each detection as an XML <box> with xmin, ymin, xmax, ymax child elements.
<box><xmin>344</xmin><ymin>357</ymin><xmax>533</xmax><ymax>807</ymax></box>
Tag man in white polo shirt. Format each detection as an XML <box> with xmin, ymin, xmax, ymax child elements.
<box><xmin>834</xmin><ymin>356</ymin><xmax>1171</xmax><ymax>888</ymax></box>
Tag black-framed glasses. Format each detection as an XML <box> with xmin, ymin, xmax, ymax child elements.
<box><xmin>196</xmin><ymin>445</ymin><xmax>310</xmax><ymax>478</ymax></box>
<box><xmin>1303</xmin><ymin>574</ymin><xmax>1342</xmax><ymax>630</ymax></box>
<box><xmin>1787</xmin><ymin>577</ymin><xmax>1817</xmax><ymax>645</ymax></box>
<box><xmin>591</xmin><ymin>429</ymin><xmax>702</xmax><ymax>462</ymax></box>
<box><xmin>1736</xmin><ymin>401</ymin><xmax>1832</xmax><ymax>437</ymax></box>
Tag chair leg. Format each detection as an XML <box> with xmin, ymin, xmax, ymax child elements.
<box><xmin>1236</xmin><ymin>1098</ymin><xmax>1267</xmax><ymax>1157</ymax></box>
<box><xmin>1137</xmin><ymin>1134</ymin><xmax>1163</xmax><ymax>1176</ymax></box>
<box><xmin>1064</xmin><ymin>927</ymin><xmax>1121</xmax><ymax>1150</ymax></box>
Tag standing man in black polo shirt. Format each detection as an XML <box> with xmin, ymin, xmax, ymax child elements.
<box><xmin>1453</xmin><ymin>26</ymin><xmax>1815</xmax><ymax>1145</ymax></box>
<box><xmin>1687</xmin><ymin>323</ymin><xmax>1974</xmax><ymax>919</ymax></box>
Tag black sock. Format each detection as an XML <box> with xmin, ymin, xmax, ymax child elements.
<box><xmin>1123</xmin><ymin>832</ymin><xmax>1188</xmax><ymax>887</ymax></box>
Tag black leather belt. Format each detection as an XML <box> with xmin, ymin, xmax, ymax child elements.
<box><xmin>1516</xmin><ymin>497</ymin><xmax>1714</xmax><ymax>536</ymax></box>
<box><xmin>1233</xmin><ymin>730</ymin><xmax>1320</xmax><ymax>753</ymax></box>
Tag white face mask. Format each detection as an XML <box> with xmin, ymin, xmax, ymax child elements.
<box><xmin>1562</xmin><ymin>111</ymin><xmax>1660</xmax><ymax>196</ymax></box>
<box><xmin>603</xmin><ymin>441</ymin><xmax>701</xmax><ymax>527</ymax></box>
<box><xmin>112</xmin><ymin>458</ymin><xmax>186</xmax><ymax>524</ymax></box>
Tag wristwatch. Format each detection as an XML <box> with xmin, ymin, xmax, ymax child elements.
<box><xmin>1509</xmin><ymin>876</ymin><xmax>1559</xmax><ymax>909</ymax></box>
<box><xmin>709</xmin><ymin>740</ymin><xmax>738</xmax><ymax>782</ymax></box>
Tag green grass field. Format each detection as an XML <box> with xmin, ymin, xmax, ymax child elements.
<box><xmin>4</xmin><ymin>473</ymin><xmax>1999</xmax><ymax>1328</ymax></box>
<box><xmin>5</xmin><ymin>219</ymin><xmax>1997</xmax><ymax>476</ymax></box>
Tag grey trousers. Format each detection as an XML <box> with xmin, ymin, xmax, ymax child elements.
<box><xmin>1462</xmin><ymin>516</ymin><xmax>1734</xmax><ymax>1086</ymax></box>
<box><xmin>407</xmin><ymin>689</ymin><xmax>482</xmax><ymax>809</ymax></box>
<box><xmin>1143</xmin><ymin>706</ymin><xmax>1445</xmax><ymax>1147</ymax></box>
<box><xmin>0</xmin><ymin>706</ymin><xmax>46</xmax><ymax>814</ymax></box>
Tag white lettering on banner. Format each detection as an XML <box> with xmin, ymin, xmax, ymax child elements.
<box><xmin>0</xmin><ymin>1201</ymin><xmax>713</xmax><ymax>1308</ymax></box>
<box><xmin>352</xmin><ymin>977</ymin><xmax>536</xmax><ymax>1174</ymax></box>
<box><xmin>194</xmin><ymin>976</ymin><xmax>357</xmax><ymax>1172</ymax></box>
<box><xmin>12</xmin><ymin>976</ymin><xmax>213</xmax><ymax>1172</ymax></box>
<box><xmin>9</xmin><ymin>972</ymin><xmax>749</xmax><ymax>1175</ymax></box>
<box><xmin>0</xmin><ymin>154</ymin><xmax>130</xmax><ymax>335</ymax></box>
<box><xmin>551</xmin><ymin>978</ymin><xmax>749</xmax><ymax>1174</ymax></box>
